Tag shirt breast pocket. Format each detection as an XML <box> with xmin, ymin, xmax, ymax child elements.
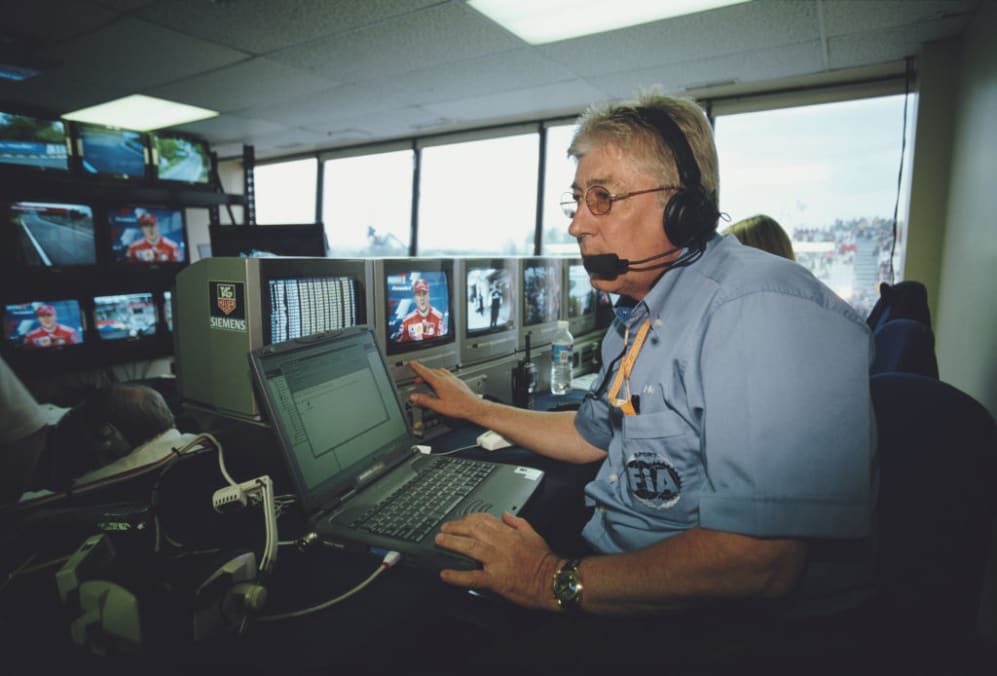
<box><xmin>620</xmin><ymin>410</ymin><xmax>699</xmax><ymax>513</ymax></box>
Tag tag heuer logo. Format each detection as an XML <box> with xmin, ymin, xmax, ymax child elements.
<box><xmin>217</xmin><ymin>283</ymin><xmax>237</xmax><ymax>315</ymax></box>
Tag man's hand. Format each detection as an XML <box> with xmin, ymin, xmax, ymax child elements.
<box><xmin>408</xmin><ymin>360</ymin><xmax>486</xmax><ymax>422</ymax></box>
<box><xmin>435</xmin><ymin>512</ymin><xmax>564</xmax><ymax>611</ymax></box>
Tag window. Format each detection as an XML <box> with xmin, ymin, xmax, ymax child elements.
<box><xmin>322</xmin><ymin>149</ymin><xmax>413</xmax><ymax>257</ymax></box>
<box><xmin>714</xmin><ymin>94</ymin><xmax>914</xmax><ymax>317</ymax></box>
<box><xmin>254</xmin><ymin>158</ymin><xmax>318</xmax><ymax>225</ymax></box>
<box><xmin>418</xmin><ymin>132</ymin><xmax>538</xmax><ymax>256</ymax></box>
<box><xmin>542</xmin><ymin>123</ymin><xmax>578</xmax><ymax>255</ymax></box>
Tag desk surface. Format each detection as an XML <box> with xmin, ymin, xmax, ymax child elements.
<box><xmin>1</xmin><ymin>390</ymin><xmax>598</xmax><ymax>671</ymax></box>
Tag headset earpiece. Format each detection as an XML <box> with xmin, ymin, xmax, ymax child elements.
<box><xmin>631</xmin><ymin>107</ymin><xmax>717</xmax><ymax>251</ymax></box>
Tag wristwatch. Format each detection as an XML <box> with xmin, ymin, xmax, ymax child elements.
<box><xmin>552</xmin><ymin>558</ymin><xmax>584</xmax><ymax>612</ymax></box>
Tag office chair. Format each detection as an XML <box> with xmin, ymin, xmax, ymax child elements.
<box><xmin>869</xmin><ymin>372</ymin><xmax>997</xmax><ymax>669</ymax></box>
<box><xmin>870</xmin><ymin>317</ymin><xmax>939</xmax><ymax>378</ymax></box>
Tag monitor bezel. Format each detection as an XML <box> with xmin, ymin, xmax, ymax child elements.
<box><xmin>91</xmin><ymin>290</ymin><xmax>159</xmax><ymax>343</ymax></box>
<box><xmin>565</xmin><ymin>258</ymin><xmax>598</xmax><ymax>338</ymax></box>
<box><xmin>105</xmin><ymin>203</ymin><xmax>190</xmax><ymax>270</ymax></box>
<box><xmin>517</xmin><ymin>256</ymin><xmax>564</xmax><ymax>350</ymax></box>
<box><xmin>455</xmin><ymin>257</ymin><xmax>519</xmax><ymax>367</ymax></box>
<box><xmin>5</xmin><ymin>200</ymin><xmax>98</xmax><ymax>271</ymax></box>
<box><xmin>71</xmin><ymin>121</ymin><xmax>151</xmax><ymax>182</ymax></box>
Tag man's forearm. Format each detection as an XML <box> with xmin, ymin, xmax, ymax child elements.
<box><xmin>562</xmin><ymin>527</ymin><xmax>808</xmax><ymax>616</ymax></box>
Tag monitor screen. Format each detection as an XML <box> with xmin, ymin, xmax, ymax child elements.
<box><xmin>384</xmin><ymin>267</ymin><xmax>452</xmax><ymax>355</ymax></box>
<box><xmin>567</xmin><ymin>263</ymin><xmax>596</xmax><ymax>318</ymax></box>
<box><xmin>3</xmin><ymin>299</ymin><xmax>84</xmax><ymax>350</ymax></box>
<box><xmin>7</xmin><ymin>201</ymin><xmax>96</xmax><ymax>267</ymax></box>
<box><xmin>522</xmin><ymin>259</ymin><xmax>561</xmax><ymax>326</ymax></box>
<box><xmin>76</xmin><ymin>123</ymin><xmax>148</xmax><ymax>179</ymax></box>
<box><xmin>209</xmin><ymin>224</ymin><xmax>328</xmax><ymax>258</ymax></box>
<box><xmin>93</xmin><ymin>292</ymin><xmax>158</xmax><ymax>341</ymax></box>
<box><xmin>464</xmin><ymin>262</ymin><xmax>513</xmax><ymax>337</ymax></box>
<box><xmin>163</xmin><ymin>290</ymin><xmax>173</xmax><ymax>332</ymax></box>
<box><xmin>267</xmin><ymin>276</ymin><xmax>360</xmax><ymax>345</ymax></box>
<box><xmin>153</xmin><ymin>133</ymin><xmax>211</xmax><ymax>184</ymax></box>
<box><xmin>107</xmin><ymin>205</ymin><xmax>187</xmax><ymax>264</ymax></box>
<box><xmin>0</xmin><ymin>112</ymin><xmax>70</xmax><ymax>171</ymax></box>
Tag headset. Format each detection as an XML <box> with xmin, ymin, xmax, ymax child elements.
<box><xmin>627</xmin><ymin>106</ymin><xmax>719</xmax><ymax>252</ymax></box>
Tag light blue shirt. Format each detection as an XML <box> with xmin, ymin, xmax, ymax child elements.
<box><xmin>575</xmin><ymin>234</ymin><xmax>876</xmax><ymax>560</ymax></box>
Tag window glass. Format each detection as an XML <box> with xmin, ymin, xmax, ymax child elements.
<box><xmin>714</xmin><ymin>94</ymin><xmax>914</xmax><ymax>317</ymax></box>
<box><xmin>322</xmin><ymin>150</ymin><xmax>413</xmax><ymax>257</ymax></box>
<box><xmin>418</xmin><ymin>133</ymin><xmax>538</xmax><ymax>256</ymax></box>
<box><xmin>542</xmin><ymin>123</ymin><xmax>578</xmax><ymax>255</ymax></box>
<box><xmin>254</xmin><ymin>158</ymin><xmax>318</xmax><ymax>225</ymax></box>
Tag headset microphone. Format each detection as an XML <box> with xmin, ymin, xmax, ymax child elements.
<box><xmin>582</xmin><ymin>247</ymin><xmax>681</xmax><ymax>277</ymax></box>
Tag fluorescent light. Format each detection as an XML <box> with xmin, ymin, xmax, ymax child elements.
<box><xmin>63</xmin><ymin>94</ymin><xmax>218</xmax><ymax>131</ymax></box>
<box><xmin>468</xmin><ymin>0</ymin><xmax>751</xmax><ymax>45</ymax></box>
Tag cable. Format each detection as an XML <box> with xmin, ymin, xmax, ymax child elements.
<box><xmin>430</xmin><ymin>443</ymin><xmax>479</xmax><ymax>456</ymax></box>
<box><xmin>256</xmin><ymin>551</ymin><xmax>401</xmax><ymax>622</ymax></box>
<box><xmin>888</xmin><ymin>56</ymin><xmax>913</xmax><ymax>285</ymax></box>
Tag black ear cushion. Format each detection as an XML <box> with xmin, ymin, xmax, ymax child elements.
<box><xmin>664</xmin><ymin>186</ymin><xmax>715</xmax><ymax>249</ymax></box>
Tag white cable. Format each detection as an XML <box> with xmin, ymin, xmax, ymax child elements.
<box><xmin>255</xmin><ymin>551</ymin><xmax>400</xmax><ymax>622</ymax></box>
<box><xmin>430</xmin><ymin>443</ymin><xmax>478</xmax><ymax>456</ymax></box>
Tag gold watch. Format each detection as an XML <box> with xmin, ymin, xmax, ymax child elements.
<box><xmin>552</xmin><ymin>558</ymin><xmax>584</xmax><ymax>612</ymax></box>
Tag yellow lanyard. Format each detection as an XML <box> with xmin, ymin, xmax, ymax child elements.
<box><xmin>607</xmin><ymin>319</ymin><xmax>651</xmax><ymax>416</ymax></box>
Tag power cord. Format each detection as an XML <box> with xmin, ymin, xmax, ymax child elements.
<box><xmin>255</xmin><ymin>550</ymin><xmax>401</xmax><ymax>622</ymax></box>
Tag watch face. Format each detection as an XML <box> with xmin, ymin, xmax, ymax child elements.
<box><xmin>554</xmin><ymin>563</ymin><xmax>582</xmax><ymax>606</ymax></box>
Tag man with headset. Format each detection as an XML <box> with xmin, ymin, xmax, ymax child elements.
<box><xmin>409</xmin><ymin>91</ymin><xmax>875</xmax><ymax>627</ymax></box>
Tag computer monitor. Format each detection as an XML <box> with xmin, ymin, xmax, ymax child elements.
<box><xmin>373</xmin><ymin>258</ymin><xmax>457</xmax><ymax>383</ymax></box>
<box><xmin>74</xmin><ymin>122</ymin><xmax>150</xmax><ymax>180</ymax></box>
<box><xmin>0</xmin><ymin>111</ymin><xmax>70</xmax><ymax>172</ymax></box>
<box><xmin>565</xmin><ymin>259</ymin><xmax>597</xmax><ymax>338</ymax></box>
<box><xmin>5</xmin><ymin>201</ymin><xmax>96</xmax><ymax>268</ymax></box>
<box><xmin>518</xmin><ymin>256</ymin><xmax>563</xmax><ymax>350</ymax></box>
<box><xmin>173</xmin><ymin>257</ymin><xmax>372</xmax><ymax>421</ymax></box>
<box><xmin>209</xmin><ymin>224</ymin><xmax>328</xmax><ymax>258</ymax></box>
<box><xmin>3</xmin><ymin>299</ymin><xmax>85</xmax><ymax>350</ymax></box>
<box><xmin>107</xmin><ymin>205</ymin><xmax>188</xmax><ymax>265</ymax></box>
<box><xmin>92</xmin><ymin>292</ymin><xmax>158</xmax><ymax>341</ymax></box>
<box><xmin>455</xmin><ymin>257</ymin><xmax>518</xmax><ymax>367</ymax></box>
<box><xmin>152</xmin><ymin>131</ymin><xmax>211</xmax><ymax>185</ymax></box>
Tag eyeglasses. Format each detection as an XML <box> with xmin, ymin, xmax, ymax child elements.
<box><xmin>560</xmin><ymin>185</ymin><xmax>676</xmax><ymax>219</ymax></box>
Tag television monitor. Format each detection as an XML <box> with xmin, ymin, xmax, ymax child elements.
<box><xmin>3</xmin><ymin>299</ymin><xmax>84</xmax><ymax>350</ymax></box>
<box><xmin>162</xmin><ymin>290</ymin><xmax>173</xmax><ymax>332</ymax></box>
<box><xmin>75</xmin><ymin>122</ymin><xmax>149</xmax><ymax>180</ymax></box>
<box><xmin>455</xmin><ymin>257</ymin><xmax>518</xmax><ymax>367</ymax></box>
<box><xmin>173</xmin><ymin>257</ymin><xmax>372</xmax><ymax>421</ymax></box>
<box><xmin>6</xmin><ymin>201</ymin><xmax>96</xmax><ymax>267</ymax></box>
<box><xmin>93</xmin><ymin>292</ymin><xmax>157</xmax><ymax>341</ymax></box>
<box><xmin>152</xmin><ymin>132</ymin><xmax>211</xmax><ymax>185</ymax></box>
<box><xmin>0</xmin><ymin>112</ymin><xmax>70</xmax><ymax>171</ymax></box>
<box><xmin>518</xmin><ymin>256</ymin><xmax>563</xmax><ymax>350</ymax></box>
<box><xmin>373</xmin><ymin>258</ymin><xmax>457</xmax><ymax>383</ymax></box>
<box><xmin>566</xmin><ymin>259</ymin><xmax>598</xmax><ymax>338</ymax></box>
<box><xmin>209</xmin><ymin>224</ymin><xmax>328</xmax><ymax>258</ymax></box>
<box><xmin>107</xmin><ymin>205</ymin><xmax>187</xmax><ymax>265</ymax></box>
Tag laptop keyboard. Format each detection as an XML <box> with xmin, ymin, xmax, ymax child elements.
<box><xmin>352</xmin><ymin>458</ymin><xmax>496</xmax><ymax>542</ymax></box>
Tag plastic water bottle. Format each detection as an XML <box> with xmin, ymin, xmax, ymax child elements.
<box><xmin>550</xmin><ymin>320</ymin><xmax>574</xmax><ymax>395</ymax></box>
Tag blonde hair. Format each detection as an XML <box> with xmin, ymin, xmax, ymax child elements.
<box><xmin>725</xmin><ymin>214</ymin><xmax>795</xmax><ymax>261</ymax></box>
<box><xmin>568</xmin><ymin>90</ymin><xmax>719</xmax><ymax>203</ymax></box>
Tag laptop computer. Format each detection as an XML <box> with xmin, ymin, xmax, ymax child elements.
<box><xmin>249</xmin><ymin>326</ymin><xmax>544</xmax><ymax>571</ymax></box>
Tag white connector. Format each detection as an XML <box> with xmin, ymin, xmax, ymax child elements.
<box><xmin>212</xmin><ymin>485</ymin><xmax>248</xmax><ymax>512</ymax></box>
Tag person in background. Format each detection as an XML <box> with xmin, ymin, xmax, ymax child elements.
<box><xmin>23</xmin><ymin>304</ymin><xmax>82</xmax><ymax>349</ymax></box>
<box><xmin>724</xmin><ymin>213</ymin><xmax>796</xmax><ymax>260</ymax></box>
<box><xmin>408</xmin><ymin>91</ymin><xmax>875</xmax><ymax>626</ymax></box>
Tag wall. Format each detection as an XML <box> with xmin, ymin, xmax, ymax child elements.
<box><xmin>934</xmin><ymin>0</ymin><xmax>997</xmax><ymax>417</ymax></box>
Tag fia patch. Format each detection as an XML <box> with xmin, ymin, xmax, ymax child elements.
<box><xmin>625</xmin><ymin>451</ymin><xmax>682</xmax><ymax>509</ymax></box>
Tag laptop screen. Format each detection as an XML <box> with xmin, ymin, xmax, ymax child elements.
<box><xmin>254</xmin><ymin>328</ymin><xmax>411</xmax><ymax>510</ymax></box>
